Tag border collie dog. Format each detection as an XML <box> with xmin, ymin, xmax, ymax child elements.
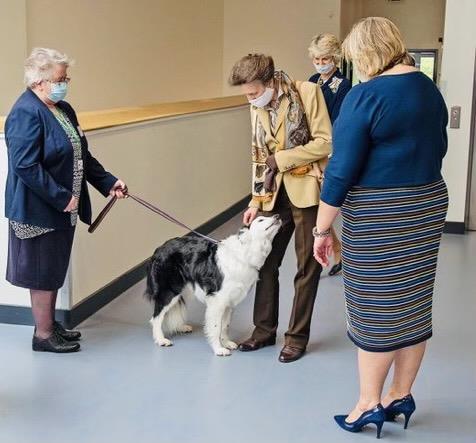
<box><xmin>145</xmin><ymin>215</ymin><xmax>281</xmax><ymax>356</ymax></box>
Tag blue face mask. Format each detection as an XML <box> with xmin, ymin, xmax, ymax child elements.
<box><xmin>47</xmin><ymin>81</ymin><xmax>68</xmax><ymax>103</ymax></box>
<box><xmin>313</xmin><ymin>62</ymin><xmax>335</xmax><ymax>75</ymax></box>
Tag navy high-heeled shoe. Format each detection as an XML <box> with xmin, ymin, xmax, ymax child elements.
<box><xmin>334</xmin><ymin>404</ymin><xmax>385</xmax><ymax>439</ymax></box>
<box><xmin>384</xmin><ymin>394</ymin><xmax>416</xmax><ymax>429</ymax></box>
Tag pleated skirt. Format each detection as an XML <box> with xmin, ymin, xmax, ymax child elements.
<box><xmin>341</xmin><ymin>179</ymin><xmax>448</xmax><ymax>352</ymax></box>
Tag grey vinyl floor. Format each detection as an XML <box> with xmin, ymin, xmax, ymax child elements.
<box><xmin>0</xmin><ymin>214</ymin><xmax>475</xmax><ymax>443</ymax></box>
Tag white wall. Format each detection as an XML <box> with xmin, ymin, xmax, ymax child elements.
<box><xmin>439</xmin><ymin>0</ymin><xmax>476</xmax><ymax>223</ymax></box>
<box><xmin>0</xmin><ymin>136</ymin><xmax>30</xmax><ymax>307</ymax></box>
<box><xmin>0</xmin><ymin>135</ymin><xmax>70</xmax><ymax>308</ymax></box>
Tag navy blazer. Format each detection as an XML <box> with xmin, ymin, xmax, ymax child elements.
<box><xmin>309</xmin><ymin>69</ymin><xmax>352</xmax><ymax>124</ymax></box>
<box><xmin>4</xmin><ymin>89</ymin><xmax>117</xmax><ymax>228</ymax></box>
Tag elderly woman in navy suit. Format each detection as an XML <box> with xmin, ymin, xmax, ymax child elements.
<box><xmin>4</xmin><ymin>48</ymin><xmax>127</xmax><ymax>353</ymax></box>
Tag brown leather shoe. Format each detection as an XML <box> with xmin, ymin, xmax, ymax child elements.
<box><xmin>238</xmin><ymin>336</ymin><xmax>276</xmax><ymax>352</ymax></box>
<box><xmin>278</xmin><ymin>345</ymin><xmax>305</xmax><ymax>363</ymax></box>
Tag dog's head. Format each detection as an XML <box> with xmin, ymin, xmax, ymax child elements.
<box><xmin>229</xmin><ymin>215</ymin><xmax>281</xmax><ymax>271</ymax></box>
<box><xmin>248</xmin><ymin>214</ymin><xmax>282</xmax><ymax>242</ymax></box>
<box><xmin>238</xmin><ymin>215</ymin><xmax>281</xmax><ymax>269</ymax></box>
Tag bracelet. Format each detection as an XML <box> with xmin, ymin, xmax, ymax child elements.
<box><xmin>312</xmin><ymin>226</ymin><xmax>331</xmax><ymax>238</ymax></box>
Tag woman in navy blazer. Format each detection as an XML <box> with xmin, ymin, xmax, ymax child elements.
<box><xmin>308</xmin><ymin>33</ymin><xmax>352</xmax><ymax>277</ymax></box>
<box><xmin>5</xmin><ymin>48</ymin><xmax>127</xmax><ymax>353</ymax></box>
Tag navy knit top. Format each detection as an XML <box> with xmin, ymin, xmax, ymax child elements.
<box><xmin>320</xmin><ymin>71</ymin><xmax>448</xmax><ymax>207</ymax></box>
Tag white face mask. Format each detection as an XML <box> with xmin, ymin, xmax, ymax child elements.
<box><xmin>248</xmin><ymin>87</ymin><xmax>275</xmax><ymax>108</ymax></box>
<box><xmin>314</xmin><ymin>62</ymin><xmax>335</xmax><ymax>75</ymax></box>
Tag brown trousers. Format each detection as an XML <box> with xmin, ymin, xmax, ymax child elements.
<box><xmin>251</xmin><ymin>187</ymin><xmax>322</xmax><ymax>349</ymax></box>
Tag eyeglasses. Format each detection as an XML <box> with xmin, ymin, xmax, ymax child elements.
<box><xmin>47</xmin><ymin>77</ymin><xmax>71</xmax><ymax>84</ymax></box>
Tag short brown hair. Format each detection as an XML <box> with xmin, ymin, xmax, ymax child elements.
<box><xmin>228</xmin><ymin>54</ymin><xmax>275</xmax><ymax>86</ymax></box>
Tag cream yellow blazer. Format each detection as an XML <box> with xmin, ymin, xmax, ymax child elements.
<box><xmin>248</xmin><ymin>81</ymin><xmax>332</xmax><ymax>211</ymax></box>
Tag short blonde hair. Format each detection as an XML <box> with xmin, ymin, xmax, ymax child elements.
<box><xmin>24</xmin><ymin>47</ymin><xmax>73</xmax><ymax>87</ymax></box>
<box><xmin>308</xmin><ymin>33</ymin><xmax>342</xmax><ymax>64</ymax></box>
<box><xmin>343</xmin><ymin>17</ymin><xmax>410</xmax><ymax>78</ymax></box>
<box><xmin>228</xmin><ymin>53</ymin><xmax>275</xmax><ymax>86</ymax></box>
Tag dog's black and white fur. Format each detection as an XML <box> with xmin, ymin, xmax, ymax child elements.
<box><xmin>145</xmin><ymin>215</ymin><xmax>281</xmax><ymax>356</ymax></box>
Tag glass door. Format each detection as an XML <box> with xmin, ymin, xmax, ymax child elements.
<box><xmin>408</xmin><ymin>49</ymin><xmax>438</xmax><ymax>82</ymax></box>
<box><xmin>343</xmin><ymin>49</ymin><xmax>439</xmax><ymax>84</ymax></box>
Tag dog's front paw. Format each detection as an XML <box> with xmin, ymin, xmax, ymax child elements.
<box><xmin>156</xmin><ymin>338</ymin><xmax>173</xmax><ymax>347</ymax></box>
<box><xmin>177</xmin><ymin>324</ymin><xmax>193</xmax><ymax>334</ymax></box>
<box><xmin>223</xmin><ymin>340</ymin><xmax>238</xmax><ymax>350</ymax></box>
<box><xmin>214</xmin><ymin>347</ymin><xmax>232</xmax><ymax>357</ymax></box>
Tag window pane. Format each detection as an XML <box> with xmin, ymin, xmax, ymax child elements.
<box><xmin>420</xmin><ymin>56</ymin><xmax>435</xmax><ymax>80</ymax></box>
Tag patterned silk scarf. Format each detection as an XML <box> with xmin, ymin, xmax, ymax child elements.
<box><xmin>251</xmin><ymin>70</ymin><xmax>311</xmax><ymax>204</ymax></box>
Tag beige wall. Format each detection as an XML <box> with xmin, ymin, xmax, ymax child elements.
<box><xmin>222</xmin><ymin>0</ymin><xmax>341</xmax><ymax>95</ymax></box>
<box><xmin>1</xmin><ymin>0</ymin><xmax>448</xmax><ymax>113</ymax></box>
<box><xmin>440</xmin><ymin>0</ymin><xmax>476</xmax><ymax>223</ymax></box>
<box><xmin>71</xmin><ymin>107</ymin><xmax>251</xmax><ymax>306</ymax></box>
<box><xmin>17</xmin><ymin>0</ymin><xmax>224</xmax><ymax>112</ymax></box>
<box><xmin>340</xmin><ymin>0</ymin><xmax>445</xmax><ymax>80</ymax></box>
<box><xmin>0</xmin><ymin>0</ymin><xmax>27</xmax><ymax>115</ymax></box>
<box><xmin>340</xmin><ymin>0</ymin><xmax>363</xmax><ymax>39</ymax></box>
<box><xmin>361</xmin><ymin>0</ymin><xmax>445</xmax><ymax>50</ymax></box>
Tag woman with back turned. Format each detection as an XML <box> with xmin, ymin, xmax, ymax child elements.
<box><xmin>312</xmin><ymin>18</ymin><xmax>448</xmax><ymax>437</ymax></box>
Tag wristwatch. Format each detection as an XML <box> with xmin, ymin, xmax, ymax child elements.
<box><xmin>312</xmin><ymin>226</ymin><xmax>331</xmax><ymax>238</ymax></box>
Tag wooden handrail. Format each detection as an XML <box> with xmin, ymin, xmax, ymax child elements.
<box><xmin>0</xmin><ymin>95</ymin><xmax>248</xmax><ymax>133</ymax></box>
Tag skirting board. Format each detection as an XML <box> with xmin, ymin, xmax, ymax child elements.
<box><xmin>443</xmin><ymin>222</ymin><xmax>465</xmax><ymax>234</ymax></box>
<box><xmin>0</xmin><ymin>195</ymin><xmax>250</xmax><ymax>328</ymax></box>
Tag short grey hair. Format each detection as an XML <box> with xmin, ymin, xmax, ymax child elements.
<box><xmin>24</xmin><ymin>47</ymin><xmax>73</xmax><ymax>87</ymax></box>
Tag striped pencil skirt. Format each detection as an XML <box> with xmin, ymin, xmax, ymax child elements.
<box><xmin>340</xmin><ymin>179</ymin><xmax>448</xmax><ymax>352</ymax></box>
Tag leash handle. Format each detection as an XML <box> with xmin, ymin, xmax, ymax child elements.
<box><xmin>88</xmin><ymin>196</ymin><xmax>117</xmax><ymax>233</ymax></box>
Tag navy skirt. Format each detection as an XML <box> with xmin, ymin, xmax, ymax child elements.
<box><xmin>341</xmin><ymin>180</ymin><xmax>448</xmax><ymax>352</ymax></box>
<box><xmin>6</xmin><ymin>225</ymin><xmax>75</xmax><ymax>291</ymax></box>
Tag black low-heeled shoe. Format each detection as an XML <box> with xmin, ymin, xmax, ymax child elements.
<box><xmin>32</xmin><ymin>332</ymin><xmax>80</xmax><ymax>353</ymax></box>
<box><xmin>54</xmin><ymin>321</ymin><xmax>81</xmax><ymax>341</ymax></box>
<box><xmin>384</xmin><ymin>394</ymin><xmax>416</xmax><ymax>429</ymax></box>
<box><xmin>334</xmin><ymin>404</ymin><xmax>385</xmax><ymax>439</ymax></box>
<box><xmin>329</xmin><ymin>261</ymin><xmax>342</xmax><ymax>276</ymax></box>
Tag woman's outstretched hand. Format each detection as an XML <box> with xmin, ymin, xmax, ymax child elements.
<box><xmin>243</xmin><ymin>207</ymin><xmax>259</xmax><ymax>226</ymax></box>
<box><xmin>313</xmin><ymin>235</ymin><xmax>334</xmax><ymax>267</ymax></box>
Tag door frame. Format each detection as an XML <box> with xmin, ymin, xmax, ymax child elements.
<box><xmin>465</xmin><ymin>49</ymin><xmax>476</xmax><ymax>231</ymax></box>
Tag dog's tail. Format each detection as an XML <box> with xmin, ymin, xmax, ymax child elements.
<box><xmin>163</xmin><ymin>298</ymin><xmax>187</xmax><ymax>333</ymax></box>
<box><xmin>145</xmin><ymin>257</ymin><xmax>160</xmax><ymax>301</ymax></box>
